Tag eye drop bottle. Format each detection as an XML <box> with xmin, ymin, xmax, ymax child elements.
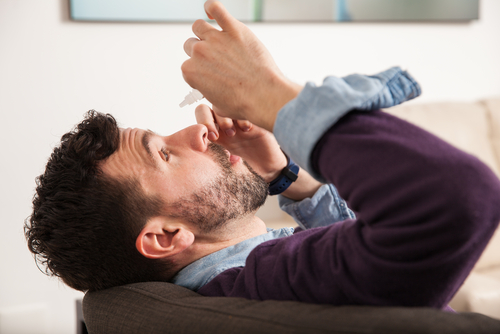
<box><xmin>179</xmin><ymin>89</ymin><xmax>203</xmax><ymax>108</ymax></box>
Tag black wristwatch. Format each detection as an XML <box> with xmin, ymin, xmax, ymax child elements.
<box><xmin>268</xmin><ymin>153</ymin><xmax>299</xmax><ymax>195</ymax></box>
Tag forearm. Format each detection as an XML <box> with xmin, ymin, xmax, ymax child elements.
<box><xmin>279</xmin><ymin>167</ymin><xmax>323</xmax><ymax>201</ymax></box>
<box><xmin>247</xmin><ymin>79</ymin><xmax>303</xmax><ymax>133</ymax></box>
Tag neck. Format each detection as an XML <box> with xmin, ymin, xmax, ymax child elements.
<box><xmin>175</xmin><ymin>213</ymin><xmax>268</xmax><ymax>269</ymax></box>
<box><xmin>171</xmin><ymin>213</ymin><xmax>267</xmax><ymax>270</ymax></box>
<box><xmin>197</xmin><ymin>213</ymin><xmax>268</xmax><ymax>249</ymax></box>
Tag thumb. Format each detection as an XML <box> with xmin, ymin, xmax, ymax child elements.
<box><xmin>204</xmin><ymin>0</ymin><xmax>239</xmax><ymax>31</ymax></box>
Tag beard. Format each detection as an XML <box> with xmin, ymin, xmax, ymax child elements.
<box><xmin>165</xmin><ymin>142</ymin><xmax>268</xmax><ymax>233</ymax></box>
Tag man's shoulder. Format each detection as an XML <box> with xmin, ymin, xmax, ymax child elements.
<box><xmin>250</xmin><ymin>224</ymin><xmax>345</xmax><ymax>256</ymax></box>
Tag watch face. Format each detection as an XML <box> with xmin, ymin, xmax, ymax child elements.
<box><xmin>283</xmin><ymin>164</ymin><xmax>299</xmax><ymax>182</ymax></box>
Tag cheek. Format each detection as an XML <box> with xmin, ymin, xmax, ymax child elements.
<box><xmin>150</xmin><ymin>156</ymin><xmax>224</xmax><ymax>198</ymax></box>
<box><xmin>175</xmin><ymin>163</ymin><xmax>222</xmax><ymax>192</ymax></box>
<box><xmin>143</xmin><ymin>169</ymin><xmax>203</xmax><ymax>200</ymax></box>
<box><xmin>177</xmin><ymin>167</ymin><xmax>216</xmax><ymax>188</ymax></box>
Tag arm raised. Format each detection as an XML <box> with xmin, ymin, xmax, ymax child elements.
<box><xmin>182</xmin><ymin>1</ymin><xmax>301</xmax><ymax>132</ymax></box>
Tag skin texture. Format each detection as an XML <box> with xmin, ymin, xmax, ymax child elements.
<box><xmin>101</xmin><ymin>126</ymin><xmax>268</xmax><ymax>232</ymax></box>
<box><xmin>182</xmin><ymin>0</ymin><xmax>303</xmax><ymax>132</ymax></box>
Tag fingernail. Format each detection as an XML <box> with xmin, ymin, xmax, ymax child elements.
<box><xmin>241</xmin><ymin>126</ymin><xmax>250</xmax><ymax>132</ymax></box>
<box><xmin>225</xmin><ymin>128</ymin><xmax>235</xmax><ymax>137</ymax></box>
<box><xmin>208</xmin><ymin>132</ymin><xmax>218</xmax><ymax>141</ymax></box>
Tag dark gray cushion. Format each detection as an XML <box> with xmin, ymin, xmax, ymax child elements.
<box><xmin>83</xmin><ymin>281</ymin><xmax>500</xmax><ymax>334</ymax></box>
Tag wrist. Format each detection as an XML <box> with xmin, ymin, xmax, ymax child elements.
<box><xmin>248</xmin><ymin>75</ymin><xmax>302</xmax><ymax>132</ymax></box>
<box><xmin>281</xmin><ymin>169</ymin><xmax>323</xmax><ymax>201</ymax></box>
<box><xmin>261</xmin><ymin>152</ymin><xmax>287</xmax><ymax>183</ymax></box>
<box><xmin>268</xmin><ymin>153</ymin><xmax>300</xmax><ymax>196</ymax></box>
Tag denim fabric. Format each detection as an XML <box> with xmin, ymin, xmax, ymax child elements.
<box><xmin>273</xmin><ymin>66</ymin><xmax>421</xmax><ymax>182</ymax></box>
<box><xmin>171</xmin><ymin>227</ymin><xmax>294</xmax><ymax>291</ymax></box>
<box><xmin>279</xmin><ymin>184</ymin><xmax>355</xmax><ymax>229</ymax></box>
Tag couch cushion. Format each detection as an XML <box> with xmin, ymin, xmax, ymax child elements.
<box><xmin>384</xmin><ymin>102</ymin><xmax>500</xmax><ymax>177</ymax></box>
<box><xmin>82</xmin><ymin>281</ymin><xmax>500</xmax><ymax>334</ymax></box>
<box><xmin>473</xmin><ymin>99</ymin><xmax>500</xmax><ymax>271</ymax></box>
<box><xmin>474</xmin><ymin>227</ymin><xmax>500</xmax><ymax>271</ymax></box>
<box><xmin>450</xmin><ymin>271</ymin><xmax>500</xmax><ymax>320</ymax></box>
<box><xmin>485</xmin><ymin>266</ymin><xmax>500</xmax><ymax>281</ymax></box>
<box><xmin>482</xmin><ymin>98</ymin><xmax>500</xmax><ymax>173</ymax></box>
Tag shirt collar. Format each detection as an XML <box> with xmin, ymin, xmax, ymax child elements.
<box><xmin>172</xmin><ymin>227</ymin><xmax>295</xmax><ymax>291</ymax></box>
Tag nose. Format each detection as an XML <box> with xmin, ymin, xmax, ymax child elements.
<box><xmin>170</xmin><ymin>124</ymin><xmax>208</xmax><ymax>152</ymax></box>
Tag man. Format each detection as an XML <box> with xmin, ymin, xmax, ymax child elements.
<box><xmin>25</xmin><ymin>1</ymin><xmax>500</xmax><ymax>309</ymax></box>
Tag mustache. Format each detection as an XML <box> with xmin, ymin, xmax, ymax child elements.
<box><xmin>208</xmin><ymin>142</ymin><xmax>232</xmax><ymax>170</ymax></box>
<box><xmin>208</xmin><ymin>142</ymin><xmax>265</xmax><ymax>185</ymax></box>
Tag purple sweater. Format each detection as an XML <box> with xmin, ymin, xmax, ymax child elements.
<box><xmin>198</xmin><ymin>110</ymin><xmax>500</xmax><ymax>308</ymax></box>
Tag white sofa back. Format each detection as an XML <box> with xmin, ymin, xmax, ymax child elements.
<box><xmin>485</xmin><ymin>99</ymin><xmax>500</xmax><ymax>171</ymax></box>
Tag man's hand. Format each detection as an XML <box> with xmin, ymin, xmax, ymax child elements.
<box><xmin>196</xmin><ymin>104</ymin><xmax>323</xmax><ymax>200</ymax></box>
<box><xmin>195</xmin><ymin>104</ymin><xmax>286</xmax><ymax>183</ymax></box>
<box><xmin>182</xmin><ymin>0</ymin><xmax>302</xmax><ymax>132</ymax></box>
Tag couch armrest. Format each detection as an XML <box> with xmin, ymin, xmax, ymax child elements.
<box><xmin>83</xmin><ymin>282</ymin><xmax>500</xmax><ymax>334</ymax></box>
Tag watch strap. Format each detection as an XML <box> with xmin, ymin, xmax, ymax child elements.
<box><xmin>268</xmin><ymin>154</ymin><xmax>299</xmax><ymax>195</ymax></box>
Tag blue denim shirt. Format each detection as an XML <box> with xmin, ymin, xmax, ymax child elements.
<box><xmin>172</xmin><ymin>67</ymin><xmax>421</xmax><ymax>291</ymax></box>
<box><xmin>171</xmin><ymin>227</ymin><xmax>295</xmax><ymax>291</ymax></box>
<box><xmin>274</xmin><ymin>66</ymin><xmax>421</xmax><ymax>182</ymax></box>
<box><xmin>279</xmin><ymin>183</ymin><xmax>356</xmax><ymax>229</ymax></box>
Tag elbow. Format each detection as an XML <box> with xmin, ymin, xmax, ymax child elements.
<box><xmin>440</xmin><ymin>154</ymin><xmax>500</xmax><ymax>249</ymax></box>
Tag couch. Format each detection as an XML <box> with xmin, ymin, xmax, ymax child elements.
<box><xmin>83</xmin><ymin>98</ymin><xmax>500</xmax><ymax>333</ymax></box>
<box><xmin>83</xmin><ymin>282</ymin><xmax>500</xmax><ymax>334</ymax></box>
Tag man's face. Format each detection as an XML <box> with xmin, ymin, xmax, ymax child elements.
<box><xmin>100</xmin><ymin>124</ymin><xmax>268</xmax><ymax>233</ymax></box>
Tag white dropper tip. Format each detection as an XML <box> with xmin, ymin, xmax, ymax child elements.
<box><xmin>179</xmin><ymin>89</ymin><xmax>204</xmax><ymax>108</ymax></box>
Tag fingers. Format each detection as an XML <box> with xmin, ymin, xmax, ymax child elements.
<box><xmin>192</xmin><ymin>18</ymin><xmax>218</xmax><ymax>39</ymax></box>
<box><xmin>214</xmin><ymin>113</ymin><xmax>236</xmax><ymax>137</ymax></box>
<box><xmin>185</xmin><ymin>17</ymin><xmax>222</xmax><ymax>56</ymax></box>
<box><xmin>183</xmin><ymin>37</ymin><xmax>199</xmax><ymax>57</ymax></box>
<box><xmin>204</xmin><ymin>0</ymin><xmax>239</xmax><ymax>32</ymax></box>
<box><xmin>195</xmin><ymin>104</ymin><xmax>252</xmax><ymax>141</ymax></box>
<box><xmin>195</xmin><ymin>104</ymin><xmax>218</xmax><ymax>141</ymax></box>
<box><xmin>235</xmin><ymin>120</ymin><xmax>252</xmax><ymax>132</ymax></box>
<box><xmin>194</xmin><ymin>104</ymin><xmax>235</xmax><ymax>139</ymax></box>
<box><xmin>212</xmin><ymin>105</ymin><xmax>253</xmax><ymax>135</ymax></box>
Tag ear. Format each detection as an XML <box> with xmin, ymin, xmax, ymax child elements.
<box><xmin>136</xmin><ymin>217</ymin><xmax>195</xmax><ymax>259</ymax></box>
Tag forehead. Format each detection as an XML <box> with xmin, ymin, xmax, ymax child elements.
<box><xmin>100</xmin><ymin>128</ymin><xmax>157</xmax><ymax>181</ymax></box>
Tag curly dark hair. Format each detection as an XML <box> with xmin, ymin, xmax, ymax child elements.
<box><xmin>25</xmin><ymin>110</ymin><xmax>174</xmax><ymax>292</ymax></box>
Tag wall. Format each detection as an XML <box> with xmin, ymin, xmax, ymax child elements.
<box><xmin>0</xmin><ymin>0</ymin><xmax>499</xmax><ymax>333</ymax></box>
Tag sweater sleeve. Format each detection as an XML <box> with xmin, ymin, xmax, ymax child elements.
<box><xmin>273</xmin><ymin>67</ymin><xmax>421</xmax><ymax>181</ymax></box>
<box><xmin>198</xmin><ymin>110</ymin><xmax>500</xmax><ymax>308</ymax></box>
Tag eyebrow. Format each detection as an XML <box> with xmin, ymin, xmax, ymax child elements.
<box><xmin>141</xmin><ymin>129</ymin><xmax>157</xmax><ymax>164</ymax></box>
